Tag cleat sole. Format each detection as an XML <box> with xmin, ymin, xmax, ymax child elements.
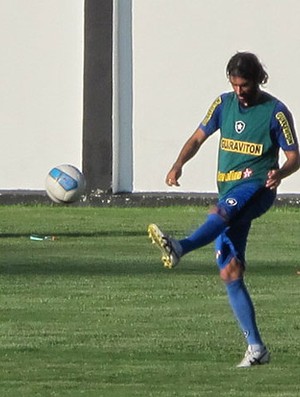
<box><xmin>148</xmin><ymin>224</ymin><xmax>173</xmax><ymax>269</ymax></box>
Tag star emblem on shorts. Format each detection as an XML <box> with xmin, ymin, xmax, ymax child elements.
<box><xmin>243</xmin><ymin>168</ymin><xmax>253</xmax><ymax>178</ymax></box>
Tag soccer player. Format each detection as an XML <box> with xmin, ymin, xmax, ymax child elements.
<box><xmin>148</xmin><ymin>52</ymin><xmax>300</xmax><ymax>367</ymax></box>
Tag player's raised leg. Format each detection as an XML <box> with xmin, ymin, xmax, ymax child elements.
<box><xmin>148</xmin><ymin>207</ymin><xmax>228</xmax><ymax>269</ymax></box>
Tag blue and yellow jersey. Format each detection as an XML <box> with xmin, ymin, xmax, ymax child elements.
<box><xmin>199</xmin><ymin>92</ymin><xmax>299</xmax><ymax>197</ymax></box>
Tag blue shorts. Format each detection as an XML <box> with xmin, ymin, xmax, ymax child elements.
<box><xmin>215</xmin><ymin>182</ymin><xmax>276</xmax><ymax>269</ymax></box>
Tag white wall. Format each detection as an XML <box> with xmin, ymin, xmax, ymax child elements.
<box><xmin>0</xmin><ymin>0</ymin><xmax>84</xmax><ymax>189</ymax></box>
<box><xmin>132</xmin><ymin>0</ymin><xmax>300</xmax><ymax>193</ymax></box>
<box><xmin>1</xmin><ymin>1</ymin><xmax>299</xmax><ymax>194</ymax></box>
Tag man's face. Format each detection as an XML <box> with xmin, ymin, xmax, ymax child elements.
<box><xmin>229</xmin><ymin>75</ymin><xmax>258</xmax><ymax>107</ymax></box>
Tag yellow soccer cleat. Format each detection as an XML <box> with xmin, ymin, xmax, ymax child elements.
<box><xmin>148</xmin><ymin>224</ymin><xmax>182</xmax><ymax>269</ymax></box>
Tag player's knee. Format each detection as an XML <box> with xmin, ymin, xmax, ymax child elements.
<box><xmin>220</xmin><ymin>257</ymin><xmax>245</xmax><ymax>283</ymax></box>
<box><xmin>209</xmin><ymin>205</ymin><xmax>229</xmax><ymax>222</ymax></box>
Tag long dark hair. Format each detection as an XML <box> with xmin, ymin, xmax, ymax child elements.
<box><xmin>226</xmin><ymin>52</ymin><xmax>268</xmax><ymax>85</ymax></box>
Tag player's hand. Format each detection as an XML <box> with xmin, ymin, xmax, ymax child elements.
<box><xmin>165</xmin><ymin>166</ymin><xmax>182</xmax><ymax>186</ymax></box>
<box><xmin>265</xmin><ymin>169</ymin><xmax>282</xmax><ymax>190</ymax></box>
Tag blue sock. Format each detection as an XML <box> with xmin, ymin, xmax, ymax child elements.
<box><xmin>179</xmin><ymin>213</ymin><xmax>227</xmax><ymax>255</ymax></box>
<box><xmin>226</xmin><ymin>279</ymin><xmax>263</xmax><ymax>346</ymax></box>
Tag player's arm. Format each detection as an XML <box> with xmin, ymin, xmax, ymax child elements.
<box><xmin>166</xmin><ymin>127</ymin><xmax>208</xmax><ymax>186</ymax></box>
<box><xmin>166</xmin><ymin>95</ymin><xmax>224</xmax><ymax>187</ymax></box>
<box><xmin>267</xmin><ymin>102</ymin><xmax>300</xmax><ymax>190</ymax></box>
<box><xmin>266</xmin><ymin>149</ymin><xmax>300</xmax><ymax>190</ymax></box>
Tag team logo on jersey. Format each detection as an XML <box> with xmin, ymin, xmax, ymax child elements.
<box><xmin>235</xmin><ymin>120</ymin><xmax>246</xmax><ymax>134</ymax></box>
<box><xmin>226</xmin><ymin>198</ymin><xmax>237</xmax><ymax>206</ymax></box>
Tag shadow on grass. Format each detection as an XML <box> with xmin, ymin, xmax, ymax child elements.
<box><xmin>0</xmin><ymin>230</ymin><xmax>147</xmax><ymax>238</ymax></box>
<box><xmin>0</xmin><ymin>231</ymin><xmax>298</xmax><ymax>277</ymax></box>
<box><xmin>0</xmin><ymin>256</ymin><xmax>297</xmax><ymax>278</ymax></box>
<box><xmin>0</xmin><ymin>259</ymin><xmax>217</xmax><ymax>277</ymax></box>
<box><xmin>245</xmin><ymin>261</ymin><xmax>299</xmax><ymax>276</ymax></box>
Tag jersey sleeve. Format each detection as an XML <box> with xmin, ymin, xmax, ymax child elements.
<box><xmin>199</xmin><ymin>94</ymin><xmax>226</xmax><ymax>136</ymax></box>
<box><xmin>271</xmin><ymin>101</ymin><xmax>299</xmax><ymax>151</ymax></box>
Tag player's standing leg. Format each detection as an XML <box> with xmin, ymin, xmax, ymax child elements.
<box><xmin>216</xmin><ymin>186</ymin><xmax>276</xmax><ymax>367</ymax></box>
<box><xmin>216</xmin><ymin>224</ymin><xmax>270</xmax><ymax>367</ymax></box>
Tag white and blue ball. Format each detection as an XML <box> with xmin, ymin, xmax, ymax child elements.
<box><xmin>45</xmin><ymin>164</ymin><xmax>86</xmax><ymax>203</ymax></box>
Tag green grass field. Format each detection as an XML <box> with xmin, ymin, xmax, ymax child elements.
<box><xmin>0</xmin><ymin>204</ymin><xmax>299</xmax><ymax>397</ymax></box>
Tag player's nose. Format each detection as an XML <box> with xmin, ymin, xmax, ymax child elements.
<box><xmin>235</xmin><ymin>86</ymin><xmax>242</xmax><ymax>95</ymax></box>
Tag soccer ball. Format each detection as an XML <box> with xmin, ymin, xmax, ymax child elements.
<box><xmin>45</xmin><ymin>164</ymin><xmax>86</xmax><ymax>204</ymax></box>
